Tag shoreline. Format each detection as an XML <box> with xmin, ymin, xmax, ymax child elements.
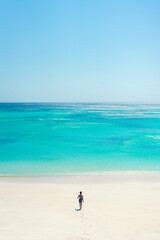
<box><xmin>1</xmin><ymin>171</ymin><xmax>160</xmax><ymax>184</ymax></box>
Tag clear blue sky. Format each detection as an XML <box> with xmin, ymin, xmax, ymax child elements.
<box><xmin>0</xmin><ymin>0</ymin><xmax>160</xmax><ymax>102</ymax></box>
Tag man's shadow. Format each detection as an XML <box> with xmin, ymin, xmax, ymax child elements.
<box><xmin>75</xmin><ymin>208</ymin><xmax>81</xmax><ymax>211</ymax></box>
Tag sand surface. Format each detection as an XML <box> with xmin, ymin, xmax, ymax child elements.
<box><xmin>1</xmin><ymin>174</ymin><xmax>160</xmax><ymax>240</ymax></box>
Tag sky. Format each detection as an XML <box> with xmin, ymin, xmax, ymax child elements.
<box><xmin>0</xmin><ymin>0</ymin><xmax>160</xmax><ymax>102</ymax></box>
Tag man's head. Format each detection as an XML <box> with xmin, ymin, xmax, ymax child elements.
<box><xmin>80</xmin><ymin>191</ymin><xmax>82</xmax><ymax>195</ymax></box>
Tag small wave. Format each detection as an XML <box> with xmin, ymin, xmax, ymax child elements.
<box><xmin>147</xmin><ymin>135</ymin><xmax>160</xmax><ymax>140</ymax></box>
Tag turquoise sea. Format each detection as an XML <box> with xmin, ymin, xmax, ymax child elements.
<box><xmin>0</xmin><ymin>103</ymin><xmax>160</xmax><ymax>176</ymax></box>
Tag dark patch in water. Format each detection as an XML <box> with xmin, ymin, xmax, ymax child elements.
<box><xmin>99</xmin><ymin>136</ymin><xmax>131</xmax><ymax>145</ymax></box>
<box><xmin>47</xmin><ymin>136</ymin><xmax>71</xmax><ymax>141</ymax></box>
<box><xmin>0</xmin><ymin>138</ymin><xmax>20</xmax><ymax>145</ymax></box>
<box><xmin>140</xmin><ymin>144</ymin><xmax>160</xmax><ymax>150</ymax></box>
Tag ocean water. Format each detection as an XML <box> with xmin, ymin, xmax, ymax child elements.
<box><xmin>0</xmin><ymin>103</ymin><xmax>160</xmax><ymax>176</ymax></box>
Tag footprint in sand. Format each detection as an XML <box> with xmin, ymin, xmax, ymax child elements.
<box><xmin>82</xmin><ymin>221</ymin><xmax>93</xmax><ymax>238</ymax></box>
<box><xmin>78</xmin><ymin>211</ymin><xmax>93</xmax><ymax>240</ymax></box>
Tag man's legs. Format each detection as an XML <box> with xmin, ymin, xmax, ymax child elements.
<box><xmin>79</xmin><ymin>202</ymin><xmax>82</xmax><ymax>210</ymax></box>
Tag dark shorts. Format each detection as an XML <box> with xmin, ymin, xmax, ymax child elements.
<box><xmin>79</xmin><ymin>199</ymin><xmax>83</xmax><ymax>203</ymax></box>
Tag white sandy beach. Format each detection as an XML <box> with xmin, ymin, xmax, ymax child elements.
<box><xmin>1</xmin><ymin>172</ymin><xmax>160</xmax><ymax>240</ymax></box>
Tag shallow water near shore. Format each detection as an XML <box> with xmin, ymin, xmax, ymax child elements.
<box><xmin>0</xmin><ymin>103</ymin><xmax>160</xmax><ymax>176</ymax></box>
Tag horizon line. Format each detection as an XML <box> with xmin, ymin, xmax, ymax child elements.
<box><xmin>0</xmin><ymin>101</ymin><xmax>160</xmax><ymax>104</ymax></box>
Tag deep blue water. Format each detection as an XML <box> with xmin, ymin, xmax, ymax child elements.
<box><xmin>0</xmin><ymin>103</ymin><xmax>160</xmax><ymax>176</ymax></box>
